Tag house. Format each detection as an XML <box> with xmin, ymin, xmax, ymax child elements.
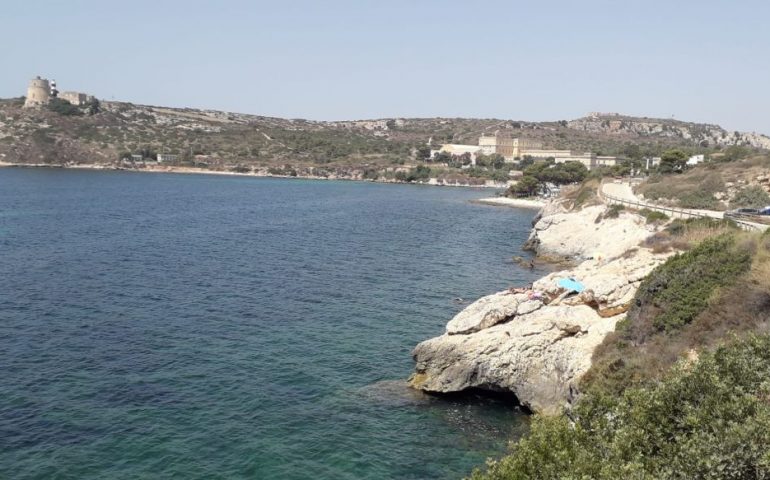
<box><xmin>687</xmin><ymin>154</ymin><xmax>705</xmax><ymax>166</ymax></box>
<box><xmin>157</xmin><ymin>153</ymin><xmax>179</xmax><ymax>163</ymax></box>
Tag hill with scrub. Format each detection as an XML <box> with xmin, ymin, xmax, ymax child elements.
<box><xmin>1</xmin><ymin>97</ymin><xmax>769</xmax><ymax>183</ymax></box>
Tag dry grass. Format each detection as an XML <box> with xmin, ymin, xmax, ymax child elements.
<box><xmin>561</xmin><ymin>178</ymin><xmax>601</xmax><ymax>210</ymax></box>
<box><xmin>642</xmin><ymin>217</ymin><xmax>740</xmax><ymax>253</ymax></box>
<box><xmin>583</xmin><ymin>229</ymin><xmax>768</xmax><ymax>396</ymax></box>
<box><xmin>636</xmin><ymin>155</ymin><xmax>770</xmax><ymax>211</ymax></box>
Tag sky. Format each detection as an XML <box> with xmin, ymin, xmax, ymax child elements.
<box><xmin>2</xmin><ymin>0</ymin><xmax>769</xmax><ymax>133</ymax></box>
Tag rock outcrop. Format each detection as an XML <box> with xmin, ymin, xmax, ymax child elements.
<box><xmin>525</xmin><ymin>205</ymin><xmax>657</xmax><ymax>261</ymax></box>
<box><xmin>410</xmin><ymin>216</ymin><xmax>669</xmax><ymax>414</ymax></box>
<box><xmin>567</xmin><ymin>114</ymin><xmax>770</xmax><ymax>150</ymax></box>
<box><xmin>409</xmin><ymin>137</ymin><xmax>763</xmax><ymax>414</ymax></box>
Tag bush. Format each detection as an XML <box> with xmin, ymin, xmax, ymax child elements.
<box><xmin>637</xmin><ymin>208</ymin><xmax>668</xmax><ymax>223</ymax></box>
<box><xmin>470</xmin><ymin>335</ymin><xmax>770</xmax><ymax>480</ymax></box>
<box><xmin>605</xmin><ymin>204</ymin><xmax>624</xmax><ymax>219</ymax></box>
<box><xmin>679</xmin><ymin>189</ymin><xmax>720</xmax><ymax>209</ymax></box>
<box><xmin>47</xmin><ymin>97</ymin><xmax>82</xmax><ymax>116</ymax></box>
<box><xmin>633</xmin><ymin>234</ymin><xmax>752</xmax><ymax>333</ymax></box>
<box><xmin>732</xmin><ymin>186</ymin><xmax>770</xmax><ymax>209</ymax></box>
<box><xmin>583</xmin><ymin>233</ymin><xmax>756</xmax><ymax>396</ymax></box>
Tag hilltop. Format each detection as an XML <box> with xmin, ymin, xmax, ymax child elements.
<box><xmin>1</xmin><ymin>97</ymin><xmax>768</xmax><ymax>177</ymax></box>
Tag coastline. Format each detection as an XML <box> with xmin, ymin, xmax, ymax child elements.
<box><xmin>472</xmin><ymin>197</ymin><xmax>545</xmax><ymax>209</ymax></box>
<box><xmin>0</xmin><ymin>162</ymin><xmax>509</xmax><ymax>190</ymax></box>
<box><xmin>409</xmin><ymin>200</ymin><xmax>667</xmax><ymax>414</ymax></box>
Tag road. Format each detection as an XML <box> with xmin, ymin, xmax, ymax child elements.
<box><xmin>600</xmin><ymin>181</ymin><xmax>768</xmax><ymax>231</ymax></box>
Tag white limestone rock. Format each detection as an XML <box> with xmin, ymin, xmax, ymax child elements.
<box><xmin>525</xmin><ymin>205</ymin><xmax>657</xmax><ymax>261</ymax></box>
<box><xmin>445</xmin><ymin>292</ymin><xmax>526</xmax><ymax>335</ymax></box>
<box><xmin>410</xmin><ymin>248</ymin><xmax>671</xmax><ymax>414</ymax></box>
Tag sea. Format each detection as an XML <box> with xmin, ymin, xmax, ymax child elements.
<box><xmin>0</xmin><ymin>168</ymin><xmax>546</xmax><ymax>479</ymax></box>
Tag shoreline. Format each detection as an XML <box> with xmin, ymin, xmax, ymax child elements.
<box><xmin>0</xmin><ymin>162</ymin><xmax>512</xmax><ymax>190</ymax></box>
<box><xmin>409</xmin><ymin>200</ymin><xmax>668</xmax><ymax>414</ymax></box>
<box><xmin>472</xmin><ymin>197</ymin><xmax>545</xmax><ymax>209</ymax></box>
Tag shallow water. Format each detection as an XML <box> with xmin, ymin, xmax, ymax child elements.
<box><xmin>0</xmin><ymin>169</ymin><xmax>545</xmax><ymax>479</ymax></box>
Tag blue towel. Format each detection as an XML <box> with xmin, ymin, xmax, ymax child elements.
<box><xmin>557</xmin><ymin>278</ymin><xmax>585</xmax><ymax>293</ymax></box>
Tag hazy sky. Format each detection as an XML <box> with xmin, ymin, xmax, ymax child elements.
<box><xmin>2</xmin><ymin>0</ymin><xmax>769</xmax><ymax>133</ymax></box>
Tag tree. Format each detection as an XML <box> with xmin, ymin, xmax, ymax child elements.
<box><xmin>508</xmin><ymin>176</ymin><xmax>541</xmax><ymax>197</ymax></box>
<box><xmin>659</xmin><ymin>149</ymin><xmax>687</xmax><ymax>173</ymax></box>
<box><xmin>721</xmin><ymin>145</ymin><xmax>752</xmax><ymax>162</ymax></box>
<box><xmin>85</xmin><ymin>98</ymin><xmax>101</xmax><ymax>115</ymax></box>
<box><xmin>416</xmin><ymin>145</ymin><xmax>431</xmax><ymax>160</ymax></box>
<box><xmin>477</xmin><ymin>154</ymin><xmax>506</xmax><ymax>169</ymax></box>
<box><xmin>489</xmin><ymin>153</ymin><xmax>506</xmax><ymax>169</ymax></box>
<box><xmin>517</xmin><ymin>155</ymin><xmax>535</xmax><ymax>170</ymax></box>
<box><xmin>433</xmin><ymin>151</ymin><xmax>452</xmax><ymax>164</ymax></box>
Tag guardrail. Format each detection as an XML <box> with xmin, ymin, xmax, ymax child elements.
<box><xmin>599</xmin><ymin>185</ymin><xmax>763</xmax><ymax>232</ymax></box>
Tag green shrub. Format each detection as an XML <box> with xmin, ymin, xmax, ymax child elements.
<box><xmin>469</xmin><ymin>335</ymin><xmax>770</xmax><ymax>480</ymax></box>
<box><xmin>679</xmin><ymin>189</ymin><xmax>720</xmax><ymax>209</ymax></box>
<box><xmin>637</xmin><ymin>208</ymin><xmax>668</xmax><ymax>223</ymax></box>
<box><xmin>732</xmin><ymin>186</ymin><xmax>770</xmax><ymax>209</ymax></box>
<box><xmin>605</xmin><ymin>204</ymin><xmax>624</xmax><ymax>219</ymax></box>
<box><xmin>47</xmin><ymin>98</ymin><xmax>82</xmax><ymax>116</ymax></box>
<box><xmin>633</xmin><ymin>234</ymin><xmax>752</xmax><ymax>333</ymax></box>
<box><xmin>584</xmin><ymin>232</ymin><xmax>756</xmax><ymax>396</ymax></box>
<box><xmin>665</xmin><ymin>217</ymin><xmax>738</xmax><ymax>236</ymax></box>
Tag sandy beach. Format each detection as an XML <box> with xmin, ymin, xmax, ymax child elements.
<box><xmin>472</xmin><ymin>197</ymin><xmax>545</xmax><ymax>209</ymax></box>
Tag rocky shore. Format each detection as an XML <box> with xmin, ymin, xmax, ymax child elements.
<box><xmin>409</xmin><ymin>198</ymin><xmax>670</xmax><ymax>414</ymax></box>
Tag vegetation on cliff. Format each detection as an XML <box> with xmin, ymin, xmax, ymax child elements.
<box><xmin>470</xmin><ymin>226</ymin><xmax>770</xmax><ymax>480</ymax></box>
<box><xmin>470</xmin><ymin>334</ymin><xmax>770</xmax><ymax>480</ymax></box>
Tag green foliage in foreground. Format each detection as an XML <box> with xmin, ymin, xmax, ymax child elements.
<box><xmin>469</xmin><ymin>335</ymin><xmax>770</xmax><ymax>480</ymax></box>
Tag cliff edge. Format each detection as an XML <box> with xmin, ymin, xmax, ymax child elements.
<box><xmin>409</xmin><ymin>202</ymin><xmax>668</xmax><ymax>414</ymax></box>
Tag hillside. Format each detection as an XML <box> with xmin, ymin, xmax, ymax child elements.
<box><xmin>1</xmin><ymin>97</ymin><xmax>768</xmax><ymax>175</ymax></box>
<box><xmin>569</xmin><ymin>113</ymin><xmax>770</xmax><ymax>150</ymax></box>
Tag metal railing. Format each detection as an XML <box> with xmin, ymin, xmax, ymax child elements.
<box><xmin>599</xmin><ymin>185</ymin><xmax>763</xmax><ymax>232</ymax></box>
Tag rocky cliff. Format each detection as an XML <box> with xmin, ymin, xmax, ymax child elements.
<box><xmin>568</xmin><ymin>114</ymin><xmax>770</xmax><ymax>150</ymax></box>
<box><xmin>410</xmin><ymin>204</ymin><xmax>668</xmax><ymax>414</ymax></box>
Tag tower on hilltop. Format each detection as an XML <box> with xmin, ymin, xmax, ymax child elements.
<box><xmin>24</xmin><ymin>76</ymin><xmax>51</xmax><ymax>108</ymax></box>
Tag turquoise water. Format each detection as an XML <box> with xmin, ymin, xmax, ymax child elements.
<box><xmin>0</xmin><ymin>169</ymin><xmax>545</xmax><ymax>479</ymax></box>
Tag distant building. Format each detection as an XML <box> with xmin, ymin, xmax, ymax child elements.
<box><xmin>595</xmin><ymin>156</ymin><xmax>620</xmax><ymax>168</ymax></box>
<box><xmin>554</xmin><ymin>152</ymin><xmax>595</xmax><ymax>169</ymax></box>
<box><xmin>157</xmin><ymin>153</ymin><xmax>178</xmax><ymax>163</ymax></box>
<box><xmin>645</xmin><ymin>157</ymin><xmax>662</xmax><ymax>170</ymax></box>
<box><xmin>60</xmin><ymin>91</ymin><xmax>94</xmax><ymax>106</ymax></box>
<box><xmin>472</xmin><ymin>132</ymin><xmax>617</xmax><ymax>170</ymax></box>
<box><xmin>687</xmin><ymin>154</ymin><xmax>705</xmax><ymax>166</ymax></box>
<box><xmin>432</xmin><ymin>144</ymin><xmax>482</xmax><ymax>165</ymax></box>
<box><xmin>24</xmin><ymin>76</ymin><xmax>51</xmax><ymax>108</ymax></box>
<box><xmin>22</xmin><ymin>75</ymin><xmax>95</xmax><ymax>108</ymax></box>
<box><xmin>478</xmin><ymin>131</ymin><xmax>542</xmax><ymax>161</ymax></box>
<box><xmin>130</xmin><ymin>154</ymin><xmax>144</xmax><ymax>162</ymax></box>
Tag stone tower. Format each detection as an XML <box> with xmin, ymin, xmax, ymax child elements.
<box><xmin>24</xmin><ymin>76</ymin><xmax>51</xmax><ymax>108</ymax></box>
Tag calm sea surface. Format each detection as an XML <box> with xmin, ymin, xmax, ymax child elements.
<box><xmin>0</xmin><ymin>169</ymin><xmax>545</xmax><ymax>479</ymax></box>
